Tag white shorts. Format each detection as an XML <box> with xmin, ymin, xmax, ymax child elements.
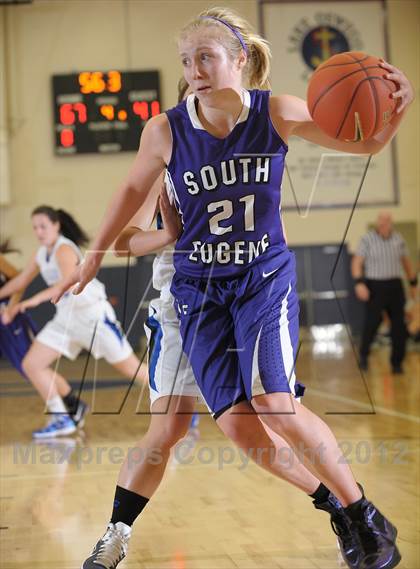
<box><xmin>36</xmin><ymin>299</ymin><xmax>133</xmax><ymax>364</ymax></box>
<box><xmin>144</xmin><ymin>296</ymin><xmax>201</xmax><ymax>405</ymax></box>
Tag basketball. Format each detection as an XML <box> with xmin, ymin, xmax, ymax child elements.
<box><xmin>307</xmin><ymin>51</ymin><xmax>398</xmax><ymax>142</ymax></box>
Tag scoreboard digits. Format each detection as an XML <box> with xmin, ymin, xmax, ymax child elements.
<box><xmin>52</xmin><ymin>70</ymin><xmax>161</xmax><ymax>155</ymax></box>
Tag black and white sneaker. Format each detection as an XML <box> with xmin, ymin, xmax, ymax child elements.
<box><xmin>69</xmin><ymin>399</ymin><xmax>89</xmax><ymax>428</ymax></box>
<box><xmin>82</xmin><ymin>522</ymin><xmax>131</xmax><ymax>569</ymax></box>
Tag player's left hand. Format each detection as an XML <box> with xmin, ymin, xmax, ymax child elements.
<box><xmin>159</xmin><ymin>184</ymin><xmax>182</xmax><ymax>241</ymax></box>
<box><xmin>379</xmin><ymin>59</ymin><xmax>414</xmax><ymax>113</ymax></box>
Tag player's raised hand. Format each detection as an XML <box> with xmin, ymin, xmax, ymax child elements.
<box><xmin>51</xmin><ymin>255</ymin><xmax>100</xmax><ymax>304</ymax></box>
<box><xmin>379</xmin><ymin>59</ymin><xmax>414</xmax><ymax>113</ymax></box>
<box><xmin>159</xmin><ymin>185</ymin><xmax>182</xmax><ymax>242</ymax></box>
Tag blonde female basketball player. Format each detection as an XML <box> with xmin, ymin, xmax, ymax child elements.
<box><xmin>0</xmin><ymin>206</ymin><xmax>147</xmax><ymax>438</ymax></box>
<box><xmin>76</xmin><ymin>170</ymin><xmax>369</xmax><ymax>569</ymax></box>
<box><xmin>54</xmin><ymin>7</ymin><xmax>413</xmax><ymax>569</ymax></box>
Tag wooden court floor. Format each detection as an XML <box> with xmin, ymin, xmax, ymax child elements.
<box><xmin>0</xmin><ymin>336</ymin><xmax>419</xmax><ymax>569</ymax></box>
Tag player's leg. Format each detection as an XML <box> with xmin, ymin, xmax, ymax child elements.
<box><xmin>22</xmin><ymin>340</ymin><xmax>77</xmax><ymax>437</ymax></box>
<box><xmin>112</xmin><ymin>354</ymin><xmax>149</xmax><ymax>384</ymax></box>
<box><xmin>236</xmin><ymin>262</ymin><xmax>399</xmax><ymax>569</ymax></box>
<box><xmin>172</xmin><ymin>275</ymin><xmax>359</xmax><ymax>567</ymax></box>
<box><xmin>81</xmin><ymin>397</ymin><xmax>196</xmax><ymax>569</ymax></box>
<box><xmin>253</xmin><ymin>395</ymin><xmax>361</xmax><ymax>504</ymax></box>
<box><xmin>217</xmin><ymin>400</ymin><xmax>319</xmax><ymax>492</ymax></box>
<box><xmin>217</xmin><ymin>400</ymin><xmax>359</xmax><ymax>567</ymax></box>
<box><xmin>31</xmin><ymin>312</ymin><xmax>92</xmax><ymax>427</ymax></box>
<box><xmin>81</xmin><ymin>297</ymin><xmax>199</xmax><ymax>568</ymax></box>
<box><xmin>22</xmin><ymin>340</ymin><xmax>65</xmax><ymax>400</ymax></box>
<box><xmin>118</xmin><ymin>395</ymin><xmax>195</xmax><ymax>495</ymax></box>
<box><xmin>92</xmin><ymin>299</ymin><xmax>148</xmax><ymax>385</ymax></box>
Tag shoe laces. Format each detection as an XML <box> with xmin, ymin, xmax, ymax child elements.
<box><xmin>44</xmin><ymin>415</ymin><xmax>70</xmax><ymax>429</ymax></box>
<box><xmin>95</xmin><ymin>525</ymin><xmax>129</xmax><ymax>568</ymax></box>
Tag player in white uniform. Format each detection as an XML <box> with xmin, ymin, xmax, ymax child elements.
<box><xmin>144</xmin><ymin>203</ymin><xmax>201</xmax><ymax>406</ymax></box>
<box><xmin>0</xmin><ymin>205</ymin><xmax>147</xmax><ymax>438</ymax></box>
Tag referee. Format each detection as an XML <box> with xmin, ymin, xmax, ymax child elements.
<box><xmin>352</xmin><ymin>211</ymin><xmax>418</xmax><ymax>373</ymax></box>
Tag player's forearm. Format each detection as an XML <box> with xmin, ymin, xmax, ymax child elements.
<box><xmin>129</xmin><ymin>229</ymin><xmax>175</xmax><ymax>257</ymax></box>
<box><xmin>89</xmin><ymin>184</ymin><xmax>148</xmax><ymax>264</ymax></box>
<box><xmin>25</xmin><ymin>285</ymin><xmax>61</xmax><ymax>308</ymax></box>
<box><xmin>0</xmin><ymin>275</ymin><xmax>24</xmax><ymax>300</ymax></box>
<box><xmin>8</xmin><ymin>290</ymin><xmax>23</xmax><ymax>307</ymax></box>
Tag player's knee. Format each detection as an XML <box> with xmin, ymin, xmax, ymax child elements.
<box><xmin>22</xmin><ymin>354</ymin><xmax>36</xmax><ymax>376</ymax></box>
<box><xmin>219</xmin><ymin>416</ymin><xmax>253</xmax><ymax>447</ymax></box>
<box><xmin>263</xmin><ymin>412</ymin><xmax>299</xmax><ymax>439</ymax></box>
<box><xmin>148</xmin><ymin>417</ymin><xmax>190</xmax><ymax>450</ymax></box>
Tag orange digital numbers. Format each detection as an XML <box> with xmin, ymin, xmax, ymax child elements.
<box><xmin>100</xmin><ymin>105</ymin><xmax>115</xmax><ymax>121</ymax></box>
<box><xmin>107</xmin><ymin>70</ymin><xmax>122</xmax><ymax>93</ymax></box>
<box><xmin>54</xmin><ymin>71</ymin><xmax>160</xmax><ymax>153</ymax></box>
<box><xmin>78</xmin><ymin>72</ymin><xmax>92</xmax><ymax>94</ymax></box>
<box><xmin>79</xmin><ymin>70</ymin><xmax>121</xmax><ymax>94</ymax></box>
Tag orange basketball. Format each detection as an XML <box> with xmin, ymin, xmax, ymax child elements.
<box><xmin>307</xmin><ymin>51</ymin><xmax>398</xmax><ymax>142</ymax></box>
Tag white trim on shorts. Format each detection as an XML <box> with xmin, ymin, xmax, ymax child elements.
<box><xmin>144</xmin><ymin>296</ymin><xmax>201</xmax><ymax>406</ymax></box>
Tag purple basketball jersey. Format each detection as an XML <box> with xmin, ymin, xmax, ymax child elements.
<box><xmin>166</xmin><ymin>89</ymin><xmax>288</xmax><ymax>278</ymax></box>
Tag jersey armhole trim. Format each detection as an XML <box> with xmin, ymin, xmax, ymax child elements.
<box><xmin>165</xmin><ymin>112</ymin><xmax>176</xmax><ymax>171</ymax></box>
<box><xmin>267</xmin><ymin>94</ymin><xmax>289</xmax><ymax>152</ymax></box>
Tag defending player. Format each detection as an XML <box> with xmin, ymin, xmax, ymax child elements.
<box><xmin>0</xmin><ymin>206</ymin><xmax>147</xmax><ymax>438</ymax></box>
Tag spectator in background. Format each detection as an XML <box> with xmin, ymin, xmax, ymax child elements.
<box><xmin>352</xmin><ymin>211</ymin><xmax>418</xmax><ymax>373</ymax></box>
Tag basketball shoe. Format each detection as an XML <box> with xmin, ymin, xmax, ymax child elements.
<box><xmin>313</xmin><ymin>491</ymin><xmax>359</xmax><ymax>568</ymax></box>
<box><xmin>81</xmin><ymin>522</ymin><xmax>131</xmax><ymax>569</ymax></box>
<box><xmin>350</xmin><ymin>498</ymin><xmax>400</xmax><ymax>569</ymax></box>
<box><xmin>32</xmin><ymin>415</ymin><xmax>76</xmax><ymax>438</ymax></box>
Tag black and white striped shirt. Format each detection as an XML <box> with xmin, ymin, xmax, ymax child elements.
<box><xmin>357</xmin><ymin>230</ymin><xmax>408</xmax><ymax>280</ymax></box>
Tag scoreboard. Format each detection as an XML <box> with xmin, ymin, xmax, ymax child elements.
<box><xmin>52</xmin><ymin>70</ymin><xmax>161</xmax><ymax>155</ymax></box>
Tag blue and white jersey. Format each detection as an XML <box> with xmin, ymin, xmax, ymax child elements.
<box><xmin>36</xmin><ymin>235</ymin><xmax>106</xmax><ymax>310</ymax></box>
<box><xmin>166</xmin><ymin>89</ymin><xmax>288</xmax><ymax>279</ymax></box>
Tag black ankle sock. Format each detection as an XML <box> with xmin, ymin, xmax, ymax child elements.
<box><xmin>62</xmin><ymin>389</ymin><xmax>79</xmax><ymax>412</ymax></box>
<box><xmin>344</xmin><ymin>497</ymin><xmax>366</xmax><ymax>521</ymax></box>
<box><xmin>310</xmin><ymin>482</ymin><xmax>330</xmax><ymax>504</ymax></box>
<box><xmin>110</xmin><ymin>485</ymin><xmax>149</xmax><ymax>527</ymax></box>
